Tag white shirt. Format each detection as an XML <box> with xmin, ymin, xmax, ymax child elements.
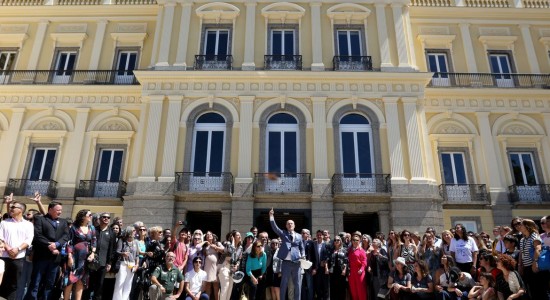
<box><xmin>184</xmin><ymin>269</ymin><xmax>207</xmax><ymax>295</ymax></box>
<box><xmin>449</xmin><ymin>237</ymin><xmax>478</xmax><ymax>264</ymax></box>
<box><xmin>0</xmin><ymin>218</ymin><xmax>34</xmax><ymax>259</ymax></box>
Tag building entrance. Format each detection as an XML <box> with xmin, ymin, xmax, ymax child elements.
<box><xmin>186</xmin><ymin>211</ymin><xmax>222</xmax><ymax>238</ymax></box>
<box><xmin>254</xmin><ymin>209</ymin><xmax>311</xmax><ymax>238</ymax></box>
<box><xmin>343</xmin><ymin>213</ymin><xmax>379</xmax><ymax>237</ymax></box>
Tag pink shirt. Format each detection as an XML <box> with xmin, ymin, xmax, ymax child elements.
<box><xmin>0</xmin><ymin>218</ymin><xmax>34</xmax><ymax>259</ymax></box>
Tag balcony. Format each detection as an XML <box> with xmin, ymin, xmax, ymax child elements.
<box><xmin>4</xmin><ymin>179</ymin><xmax>57</xmax><ymax>198</ymax></box>
<box><xmin>194</xmin><ymin>55</ymin><xmax>233</xmax><ymax>71</ymax></box>
<box><xmin>428</xmin><ymin>73</ymin><xmax>550</xmax><ymax>89</ymax></box>
<box><xmin>0</xmin><ymin>0</ymin><xmax>156</xmax><ymax>5</ymax></box>
<box><xmin>333</xmin><ymin>56</ymin><xmax>373</xmax><ymax>71</ymax></box>
<box><xmin>175</xmin><ymin>172</ymin><xmax>233</xmax><ymax>193</ymax></box>
<box><xmin>439</xmin><ymin>184</ymin><xmax>489</xmax><ymax>203</ymax></box>
<box><xmin>75</xmin><ymin>180</ymin><xmax>127</xmax><ymax>199</ymax></box>
<box><xmin>509</xmin><ymin>184</ymin><xmax>550</xmax><ymax>203</ymax></box>
<box><xmin>411</xmin><ymin>0</ymin><xmax>549</xmax><ymax>8</ymax></box>
<box><xmin>332</xmin><ymin>174</ymin><xmax>391</xmax><ymax>195</ymax></box>
<box><xmin>254</xmin><ymin>173</ymin><xmax>312</xmax><ymax>194</ymax></box>
<box><xmin>264</xmin><ymin>55</ymin><xmax>302</xmax><ymax>71</ymax></box>
<box><xmin>0</xmin><ymin>70</ymin><xmax>139</xmax><ymax>85</ymax></box>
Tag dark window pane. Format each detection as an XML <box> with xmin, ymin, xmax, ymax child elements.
<box><xmin>284</xmin><ymin>31</ymin><xmax>294</xmax><ymax>55</ymax></box>
<box><xmin>357</xmin><ymin>132</ymin><xmax>372</xmax><ymax>174</ymax></box>
<box><xmin>490</xmin><ymin>55</ymin><xmax>500</xmax><ymax>73</ymax></box>
<box><xmin>209</xmin><ymin>131</ymin><xmax>224</xmax><ymax>174</ymax></box>
<box><xmin>428</xmin><ymin>55</ymin><xmax>438</xmax><ymax>73</ymax></box>
<box><xmin>349</xmin><ymin>31</ymin><xmax>361</xmax><ymax>56</ymax></box>
<box><xmin>218</xmin><ymin>31</ymin><xmax>229</xmax><ymax>56</ymax></box>
<box><xmin>197</xmin><ymin>113</ymin><xmax>225</xmax><ymax>123</ymax></box>
<box><xmin>205</xmin><ymin>32</ymin><xmax>217</xmax><ymax>56</ymax></box>
<box><xmin>110</xmin><ymin>150</ymin><xmax>123</xmax><ymax>182</ymax></box>
<box><xmin>499</xmin><ymin>56</ymin><xmax>510</xmax><ymax>73</ymax></box>
<box><xmin>338</xmin><ymin>31</ymin><xmax>348</xmax><ymax>56</ymax></box>
<box><xmin>268</xmin><ymin>132</ymin><xmax>281</xmax><ymax>173</ymax></box>
<box><xmin>438</xmin><ymin>55</ymin><xmax>448</xmax><ymax>73</ymax></box>
<box><xmin>97</xmin><ymin>150</ymin><xmax>112</xmax><ymax>181</ymax></box>
<box><xmin>66</xmin><ymin>53</ymin><xmax>76</xmax><ymax>75</ymax></box>
<box><xmin>118</xmin><ymin>53</ymin><xmax>127</xmax><ymax>71</ymax></box>
<box><xmin>284</xmin><ymin>132</ymin><xmax>297</xmax><ymax>173</ymax></box>
<box><xmin>441</xmin><ymin>153</ymin><xmax>454</xmax><ymax>184</ymax></box>
<box><xmin>341</xmin><ymin>132</ymin><xmax>356</xmax><ymax>174</ymax></box>
<box><xmin>29</xmin><ymin>150</ymin><xmax>45</xmax><ymax>180</ymax></box>
<box><xmin>268</xmin><ymin>113</ymin><xmax>297</xmax><ymax>124</ymax></box>
<box><xmin>340</xmin><ymin>114</ymin><xmax>368</xmax><ymax>124</ymax></box>
<box><xmin>453</xmin><ymin>153</ymin><xmax>467</xmax><ymax>184</ymax></box>
<box><xmin>510</xmin><ymin>153</ymin><xmax>524</xmax><ymax>185</ymax></box>
<box><xmin>521</xmin><ymin>154</ymin><xmax>537</xmax><ymax>185</ymax></box>
<box><xmin>42</xmin><ymin>150</ymin><xmax>56</xmax><ymax>181</ymax></box>
<box><xmin>127</xmin><ymin>53</ymin><xmax>137</xmax><ymax>75</ymax></box>
<box><xmin>193</xmin><ymin>131</ymin><xmax>209</xmax><ymax>173</ymax></box>
<box><xmin>272</xmin><ymin>31</ymin><xmax>282</xmax><ymax>55</ymax></box>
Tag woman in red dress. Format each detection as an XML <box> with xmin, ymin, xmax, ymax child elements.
<box><xmin>348</xmin><ymin>231</ymin><xmax>368</xmax><ymax>300</ymax></box>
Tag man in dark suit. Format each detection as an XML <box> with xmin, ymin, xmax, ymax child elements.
<box><xmin>300</xmin><ymin>229</ymin><xmax>317</xmax><ymax>300</ymax></box>
<box><xmin>24</xmin><ymin>201</ymin><xmax>69</xmax><ymax>300</ymax></box>
<box><xmin>312</xmin><ymin>230</ymin><xmax>330</xmax><ymax>300</ymax></box>
<box><xmin>269</xmin><ymin>208</ymin><xmax>304</xmax><ymax>300</ymax></box>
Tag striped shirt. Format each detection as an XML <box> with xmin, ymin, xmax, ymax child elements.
<box><xmin>519</xmin><ymin>232</ymin><xmax>541</xmax><ymax>266</ymax></box>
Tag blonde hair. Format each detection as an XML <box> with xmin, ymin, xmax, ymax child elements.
<box><xmin>149</xmin><ymin>226</ymin><xmax>163</xmax><ymax>234</ymax></box>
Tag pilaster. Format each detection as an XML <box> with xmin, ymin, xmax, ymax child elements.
<box><xmin>312</xmin><ymin>97</ymin><xmax>328</xmax><ymax>180</ymax></box>
<box><xmin>418</xmin><ymin>103</ymin><xmax>435</xmax><ymax>180</ymax></box>
<box><xmin>403</xmin><ymin>6</ymin><xmax>417</xmax><ymax>69</ymax></box>
<box><xmin>518</xmin><ymin>24</ymin><xmax>540</xmax><ymax>74</ymax></box>
<box><xmin>242</xmin><ymin>1</ymin><xmax>257</xmax><ymax>70</ymax></box>
<box><xmin>27</xmin><ymin>20</ymin><xmax>49</xmax><ymax>70</ymax></box>
<box><xmin>139</xmin><ymin>95</ymin><xmax>165</xmax><ymax>180</ymax></box>
<box><xmin>159</xmin><ymin>95</ymin><xmax>183</xmax><ymax>180</ymax></box>
<box><xmin>0</xmin><ymin>108</ymin><xmax>25</xmax><ymax>187</ymax></box>
<box><xmin>174</xmin><ymin>1</ymin><xmax>193</xmax><ymax>69</ymax></box>
<box><xmin>391</xmin><ymin>4</ymin><xmax>411</xmax><ymax>69</ymax></box>
<box><xmin>378</xmin><ymin>210</ymin><xmax>390</xmax><ymax>235</ymax></box>
<box><xmin>310</xmin><ymin>1</ymin><xmax>325</xmax><ymax>71</ymax></box>
<box><xmin>129</xmin><ymin>104</ymin><xmax>148</xmax><ymax>180</ymax></box>
<box><xmin>150</xmin><ymin>5</ymin><xmax>164</xmax><ymax>67</ymax></box>
<box><xmin>333</xmin><ymin>210</ymin><xmax>344</xmax><ymax>235</ymax></box>
<box><xmin>88</xmin><ymin>20</ymin><xmax>108</xmax><ymax>70</ymax></box>
<box><xmin>383</xmin><ymin>97</ymin><xmax>406</xmax><ymax>183</ymax></box>
<box><xmin>221</xmin><ymin>209</ymin><xmax>231</xmax><ymax>235</ymax></box>
<box><xmin>402</xmin><ymin>97</ymin><xmax>425</xmax><ymax>182</ymax></box>
<box><xmin>236</xmin><ymin>96</ymin><xmax>254</xmax><ymax>181</ymax></box>
<box><xmin>156</xmin><ymin>2</ymin><xmax>176</xmax><ymax>67</ymax></box>
<box><xmin>375</xmin><ymin>4</ymin><xmax>393</xmax><ymax>69</ymax></box>
<box><xmin>459</xmin><ymin>23</ymin><xmax>478</xmax><ymax>73</ymax></box>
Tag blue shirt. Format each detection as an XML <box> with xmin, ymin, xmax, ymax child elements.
<box><xmin>246</xmin><ymin>252</ymin><xmax>267</xmax><ymax>276</ymax></box>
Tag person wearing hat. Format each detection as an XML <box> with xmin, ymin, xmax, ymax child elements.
<box><xmin>387</xmin><ymin>257</ymin><xmax>411</xmax><ymax>299</ymax></box>
<box><xmin>348</xmin><ymin>232</ymin><xmax>367</xmax><ymax>300</ymax></box>
<box><xmin>269</xmin><ymin>208</ymin><xmax>305</xmax><ymax>300</ymax></box>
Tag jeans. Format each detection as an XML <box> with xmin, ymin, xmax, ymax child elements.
<box><xmin>185</xmin><ymin>294</ymin><xmax>209</xmax><ymax>300</ymax></box>
<box><xmin>24</xmin><ymin>259</ymin><xmax>59</xmax><ymax>300</ymax></box>
<box><xmin>16</xmin><ymin>258</ymin><xmax>33</xmax><ymax>300</ymax></box>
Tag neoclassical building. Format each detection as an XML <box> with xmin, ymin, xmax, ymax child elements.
<box><xmin>0</xmin><ymin>0</ymin><xmax>549</xmax><ymax>237</ymax></box>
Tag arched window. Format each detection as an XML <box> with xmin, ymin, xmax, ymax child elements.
<box><xmin>266</xmin><ymin>113</ymin><xmax>299</xmax><ymax>174</ymax></box>
<box><xmin>192</xmin><ymin>112</ymin><xmax>225</xmax><ymax>175</ymax></box>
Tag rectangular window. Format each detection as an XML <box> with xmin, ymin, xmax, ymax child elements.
<box><xmin>489</xmin><ymin>53</ymin><xmax>514</xmax><ymax>87</ymax></box>
<box><xmin>0</xmin><ymin>50</ymin><xmax>16</xmax><ymax>71</ymax></box>
<box><xmin>271</xmin><ymin>29</ymin><xmax>295</xmax><ymax>56</ymax></box>
<box><xmin>97</xmin><ymin>149</ymin><xmax>124</xmax><ymax>182</ymax></box>
<box><xmin>509</xmin><ymin>152</ymin><xmax>538</xmax><ymax>185</ymax></box>
<box><xmin>337</xmin><ymin>30</ymin><xmax>362</xmax><ymax>56</ymax></box>
<box><xmin>52</xmin><ymin>50</ymin><xmax>78</xmax><ymax>84</ymax></box>
<box><xmin>29</xmin><ymin>148</ymin><xmax>57</xmax><ymax>181</ymax></box>
<box><xmin>204</xmin><ymin>29</ymin><xmax>229</xmax><ymax>57</ymax></box>
<box><xmin>441</xmin><ymin>152</ymin><xmax>467</xmax><ymax>184</ymax></box>
<box><xmin>114</xmin><ymin>50</ymin><xmax>138</xmax><ymax>84</ymax></box>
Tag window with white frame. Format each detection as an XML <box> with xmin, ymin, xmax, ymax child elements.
<box><xmin>337</xmin><ymin>30</ymin><xmax>362</xmax><ymax>57</ymax></box>
<box><xmin>114</xmin><ymin>49</ymin><xmax>138</xmax><ymax>84</ymax></box>
<box><xmin>52</xmin><ymin>49</ymin><xmax>78</xmax><ymax>83</ymax></box>
<box><xmin>204</xmin><ymin>29</ymin><xmax>230</xmax><ymax>58</ymax></box>
<box><xmin>96</xmin><ymin>149</ymin><xmax>124</xmax><ymax>182</ymax></box>
<box><xmin>0</xmin><ymin>50</ymin><xmax>17</xmax><ymax>84</ymax></box>
<box><xmin>339</xmin><ymin>114</ymin><xmax>373</xmax><ymax>175</ymax></box>
<box><xmin>28</xmin><ymin>148</ymin><xmax>57</xmax><ymax>181</ymax></box>
<box><xmin>509</xmin><ymin>152</ymin><xmax>538</xmax><ymax>186</ymax></box>
<box><xmin>440</xmin><ymin>152</ymin><xmax>468</xmax><ymax>184</ymax></box>
<box><xmin>427</xmin><ymin>51</ymin><xmax>451</xmax><ymax>86</ymax></box>
<box><xmin>191</xmin><ymin>113</ymin><xmax>226</xmax><ymax>175</ymax></box>
<box><xmin>271</xmin><ymin>29</ymin><xmax>296</xmax><ymax>56</ymax></box>
<box><xmin>489</xmin><ymin>52</ymin><xmax>514</xmax><ymax>87</ymax></box>
<box><xmin>266</xmin><ymin>113</ymin><xmax>299</xmax><ymax>174</ymax></box>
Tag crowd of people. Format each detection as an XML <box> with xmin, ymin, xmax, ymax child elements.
<box><xmin>0</xmin><ymin>194</ymin><xmax>548</xmax><ymax>300</ymax></box>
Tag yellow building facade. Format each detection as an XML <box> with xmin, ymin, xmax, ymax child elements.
<box><xmin>0</xmin><ymin>0</ymin><xmax>549</xmax><ymax>236</ymax></box>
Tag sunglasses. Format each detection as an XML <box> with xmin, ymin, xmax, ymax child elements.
<box><xmin>352</xmin><ymin>239</ymin><xmax>360</xmax><ymax>242</ymax></box>
<box><xmin>140</xmin><ymin>228</ymin><xmax>147</xmax><ymax>231</ymax></box>
<box><xmin>9</xmin><ymin>205</ymin><xmax>21</xmax><ymax>209</ymax></box>
<box><xmin>101</xmin><ymin>216</ymin><xmax>110</xmax><ymax>219</ymax></box>
<box><xmin>513</xmin><ymin>222</ymin><xmax>521</xmax><ymax>226</ymax></box>
<box><xmin>194</xmin><ymin>261</ymin><xmax>202</xmax><ymax>264</ymax></box>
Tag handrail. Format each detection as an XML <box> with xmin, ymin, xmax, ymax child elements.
<box><xmin>0</xmin><ymin>70</ymin><xmax>138</xmax><ymax>85</ymax></box>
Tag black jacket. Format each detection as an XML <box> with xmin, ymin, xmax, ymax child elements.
<box><xmin>32</xmin><ymin>214</ymin><xmax>69</xmax><ymax>263</ymax></box>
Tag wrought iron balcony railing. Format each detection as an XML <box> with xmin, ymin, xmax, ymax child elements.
<box><xmin>508</xmin><ymin>184</ymin><xmax>550</xmax><ymax>203</ymax></box>
<box><xmin>333</xmin><ymin>56</ymin><xmax>373</xmax><ymax>71</ymax></box>
<box><xmin>439</xmin><ymin>184</ymin><xmax>489</xmax><ymax>203</ymax></box>
<box><xmin>0</xmin><ymin>0</ymin><xmax>156</xmax><ymax>5</ymax></box>
<box><xmin>428</xmin><ymin>73</ymin><xmax>550</xmax><ymax>89</ymax></box>
<box><xmin>0</xmin><ymin>70</ymin><xmax>139</xmax><ymax>85</ymax></box>
<box><xmin>254</xmin><ymin>173</ymin><xmax>312</xmax><ymax>194</ymax></box>
<box><xmin>75</xmin><ymin>180</ymin><xmax>127</xmax><ymax>198</ymax></box>
<box><xmin>331</xmin><ymin>173</ymin><xmax>391</xmax><ymax>195</ymax></box>
<box><xmin>175</xmin><ymin>172</ymin><xmax>234</xmax><ymax>193</ymax></box>
<box><xmin>194</xmin><ymin>55</ymin><xmax>233</xmax><ymax>70</ymax></box>
<box><xmin>264</xmin><ymin>55</ymin><xmax>303</xmax><ymax>70</ymax></box>
<box><xmin>4</xmin><ymin>179</ymin><xmax>57</xmax><ymax>198</ymax></box>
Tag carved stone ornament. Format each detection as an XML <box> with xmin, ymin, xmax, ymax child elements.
<box><xmin>438</xmin><ymin>124</ymin><xmax>465</xmax><ymax>134</ymax></box>
<box><xmin>503</xmin><ymin>125</ymin><xmax>530</xmax><ymax>135</ymax></box>
<box><xmin>100</xmin><ymin>121</ymin><xmax>129</xmax><ymax>131</ymax></box>
<box><xmin>36</xmin><ymin>121</ymin><xmax>62</xmax><ymax>130</ymax></box>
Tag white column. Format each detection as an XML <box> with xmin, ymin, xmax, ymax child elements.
<box><xmin>403</xmin><ymin>6</ymin><xmax>417</xmax><ymax>69</ymax></box>
<box><xmin>242</xmin><ymin>0</ymin><xmax>257</xmax><ymax>70</ymax></box>
<box><xmin>375</xmin><ymin>4</ymin><xmax>393</xmax><ymax>69</ymax></box>
<box><xmin>310</xmin><ymin>1</ymin><xmax>325</xmax><ymax>71</ymax></box>
<box><xmin>27</xmin><ymin>20</ymin><xmax>49</xmax><ymax>70</ymax></box>
<box><xmin>418</xmin><ymin>102</ymin><xmax>435</xmax><ymax>180</ymax></box>
<box><xmin>139</xmin><ymin>95</ymin><xmax>165</xmax><ymax>180</ymax></box>
<box><xmin>0</xmin><ymin>108</ymin><xmax>25</xmax><ymax>186</ymax></box>
<box><xmin>391</xmin><ymin>4</ymin><xmax>410</xmax><ymax>68</ymax></box>
<box><xmin>312</xmin><ymin>97</ymin><xmax>328</xmax><ymax>181</ymax></box>
<box><xmin>150</xmin><ymin>5</ymin><xmax>164</xmax><ymax>67</ymax></box>
<box><xmin>59</xmin><ymin>108</ymin><xmax>90</xmax><ymax>185</ymax></box>
<box><xmin>130</xmin><ymin>105</ymin><xmax>148</xmax><ymax>180</ymax></box>
<box><xmin>475</xmin><ymin>112</ymin><xmax>505</xmax><ymax>195</ymax></box>
<box><xmin>459</xmin><ymin>23</ymin><xmax>478</xmax><ymax>73</ymax></box>
<box><xmin>160</xmin><ymin>95</ymin><xmax>183</xmax><ymax>181</ymax></box>
<box><xmin>236</xmin><ymin>96</ymin><xmax>254</xmax><ymax>182</ymax></box>
<box><xmin>402</xmin><ymin>97</ymin><xmax>425</xmax><ymax>181</ymax></box>
<box><xmin>174</xmin><ymin>1</ymin><xmax>193</xmax><ymax>69</ymax></box>
<box><xmin>518</xmin><ymin>24</ymin><xmax>540</xmax><ymax>74</ymax></box>
<box><xmin>383</xmin><ymin>97</ymin><xmax>406</xmax><ymax>182</ymax></box>
<box><xmin>156</xmin><ymin>1</ymin><xmax>176</xmax><ymax>67</ymax></box>
<box><xmin>88</xmin><ymin>20</ymin><xmax>108</xmax><ymax>70</ymax></box>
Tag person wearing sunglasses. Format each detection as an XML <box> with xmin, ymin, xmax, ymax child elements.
<box><xmin>348</xmin><ymin>231</ymin><xmax>367</xmax><ymax>300</ymax></box>
<box><xmin>84</xmin><ymin>213</ymin><xmax>116</xmax><ymax>300</ymax></box>
<box><xmin>149</xmin><ymin>252</ymin><xmax>185</xmax><ymax>300</ymax></box>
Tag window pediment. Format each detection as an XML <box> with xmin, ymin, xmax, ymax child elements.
<box><xmin>196</xmin><ymin>2</ymin><xmax>240</xmax><ymax>23</ymax></box>
<box><xmin>50</xmin><ymin>32</ymin><xmax>88</xmax><ymax>48</ymax></box>
<box><xmin>417</xmin><ymin>34</ymin><xmax>456</xmax><ymax>50</ymax></box>
<box><xmin>327</xmin><ymin>3</ymin><xmax>371</xmax><ymax>24</ymax></box>
<box><xmin>261</xmin><ymin>2</ymin><xmax>305</xmax><ymax>22</ymax></box>
<box><xmin>479</xmin><ymin>35</ymin><xmax>518</xmax><ymax>51</ymax></box>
